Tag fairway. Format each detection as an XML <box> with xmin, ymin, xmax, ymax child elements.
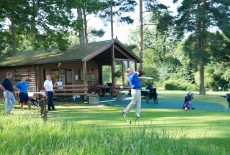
<box><xmin>0</xmin><ymin>95</ymin><xmax>230</xmax><ymax>155</ymax></box>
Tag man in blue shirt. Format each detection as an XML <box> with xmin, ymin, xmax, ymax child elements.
<box><xmin>122</xmin><ymin>68</ymin><xmax>142</xmax><ymax>118</ymax></box>
<box><xmin>0</xmin><ymin>72</ymin><xmax>16</xmax><ymax>114</ymax></box>
<box><xmin>16</xmin><ymin>77</ymin><xmax>32</xmax><ymax>113</ymax></box>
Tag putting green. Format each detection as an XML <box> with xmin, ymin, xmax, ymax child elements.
<box><xmin>99</xmin><ymin>97</ymin><xmax>228</xmax><ymax>112</ymax></box>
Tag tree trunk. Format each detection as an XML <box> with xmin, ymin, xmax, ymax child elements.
<box><xmin>139</xmin><ymin>0</ymin><xmax>143</xmax><ymax>70</ymax></box>
<box><xmin>11</xmin><ymin>18</ymin><xmax>17</xmax><ymax>55</ymax></box>
<box><xmin>31</xmin><ymin>0</ymin><xmax>37</xmax><ymax>48</ymax></box>
<box><xmin>197</xmin><ymin>2</ymin><xmax>206</xmax><ymax>95</ymax></box>
<box><xmin>0</xmin><ymin>41</ymin><xmax>2</xmax><ymax>58</ymax></box>
<box><xmin>110</xmin><ymin>0</ymin><xmax>114</xmax><ymax>39</ymax></box>
<box><xmin>83</xmin><ymin>7</ymin><xmax>88</xmax><ymax>43</ymax></box>
<box><xmin>199</xmin><ymin>60</ymin><xmax>206</xmax><ymax>94</ymax></box>
<box><xmin>77</xmin><ymin>8</ymin><xmax>85</xmax><ymax>45</ymax></box>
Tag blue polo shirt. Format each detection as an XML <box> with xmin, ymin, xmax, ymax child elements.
<box><xmin>1</xmin><ymin>78</ymin><xmax>13</xmax><ymax>92</ymax></box>
<box><xmin>16</xmin><ymin>81</ymin><xmax>29</xmax><ymax>93</ymax></box>
<box><xmin>128</xmin><ymin>73</ymin><xmax>141</xmax><ymax>89</ymax></box>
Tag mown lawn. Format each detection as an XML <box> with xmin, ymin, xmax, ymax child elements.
<box><xmin>0</xmin><ymin>91</ymin><xmax>229</xmax><ymax>155</ymax></box>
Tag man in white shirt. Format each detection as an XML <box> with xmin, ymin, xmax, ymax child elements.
<box><xmin>44</xmin><ymin>74</ymin><xmax>56</xmax><ymax>111</ymax></box>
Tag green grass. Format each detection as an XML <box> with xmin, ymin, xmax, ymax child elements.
<box><xmin>0</xmin><ymin>91</ymin><xmax>230</xmax><ymax>155</ymax></box>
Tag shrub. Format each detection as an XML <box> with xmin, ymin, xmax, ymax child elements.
<box><xmin>164</xmin><ymin>80</ymin><xmax>197</xmax><ymax>91</ymax></box>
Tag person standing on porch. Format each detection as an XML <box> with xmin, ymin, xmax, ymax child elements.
<box><xmin>122</xmin><ymin>68</ymin><xmax>142</xmax><ymax>118</ymax></box>
<box><xmin>55</xmin><ymin>78</ymin><xmax>63</xmax><ymax>90</ymax></box>
<box><xmin>44</xmin><ymin>74</ymin><xmax>56</xmax><ymax>111</ymax></box>
<box><xmin>0</xmin><ymin>72</ymin><xmax>16</xmax><ymax>114</ymax></box>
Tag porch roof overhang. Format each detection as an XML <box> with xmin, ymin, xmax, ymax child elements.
<box><xmin>0</xmin><ymin>39</ymin><xmax>141</xmax><ymax>67</ymax></box>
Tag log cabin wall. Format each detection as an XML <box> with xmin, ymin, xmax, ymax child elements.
<box><xmin>0</xmin><ymin>66</ymin><xmax>38</xmax><ymax>98</ymax></box>
<box><xmin>1</xmin><ymin>59</ymin><xmax>105</xmax><ymax>97</ymax></box>
<box><xmin>42</xmin><ymin>61</ymin><xmax>84</xmax><ymax>87</ymax></box>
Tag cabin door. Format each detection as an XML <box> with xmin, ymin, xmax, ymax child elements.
<box><xmin>65</xmin><ymin>69</ymin><xmax>72</xmax><ymax>85</ymax></box>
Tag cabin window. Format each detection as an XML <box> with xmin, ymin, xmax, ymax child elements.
<box><xmin>102</xmin><ymin>66</ymin><xmax>112</xmax><ymax>85</ymax></box>
<box><xmin>115</xmin><ymin>61</ymin><xmax>123</xmax><ymax>85</ymax></box>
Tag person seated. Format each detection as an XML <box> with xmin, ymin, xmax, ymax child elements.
<box><xmin>185</xmin><ymin>92</ymin><xmax>195</xmax><ymax>109</ymax></box>
<box><xmin>183</xmin><ymin>96</ymin><xmax>192</xmax><ymax>111</ymax></box>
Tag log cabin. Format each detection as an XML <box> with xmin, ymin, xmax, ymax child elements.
<box><xmin>0</xmin><ymin>39</ymin><xmax>141</xmax><ymax>98</ymax></box>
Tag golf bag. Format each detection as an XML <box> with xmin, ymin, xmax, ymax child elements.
<box><xmin>145</xmin><ymin>85</ymin><xmax>158</xmax><ymax>104</ymax></box>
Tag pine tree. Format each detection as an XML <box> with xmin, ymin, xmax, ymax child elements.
<box><xmin>173</xmin><ymin>0</ymin><xmax>230</xmax><ymax>95</ymax></box>
<box><xmin>99</xmin><ymin>0</ymin><xmax>137</xmax><ymax>39</ymax></box>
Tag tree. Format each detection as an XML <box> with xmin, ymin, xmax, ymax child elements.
<box><xmin>173</xmin><ymin>0</ymin><xmax>230</xmax><ymax>95</ymax></box>
<box><xmin>139</xmin><ymin>0</ymin><xmax>143</xmax><ymax>70</ymax></box>
<box><xmin>81</xmin><ymin>0</ymin><xmax>105</xmax><ymax>43</ymax></box>
<box><xmin>0</xmin><ymin>0</ymin><xmax>79</xmax><ymax>53</ymax></box>
<box><xmin>0</xmin><ymin>0</ymin><xmax>30</xmax><ymax>55</ymax></box>
<box><xmin>25</xmin><ymin>0</ymin><xmax>74</xmax><ymax>50</ymax></box>
<box><xmin>99</xmin><ymin>0</ymin><xmax>137</xmax><ymax>39</ymax></box>
<box><xmin>70</xmin><ymin>0</ymin><xmax>105</xmax><ymax>44</ymax></box>
<box><xmin>139</xmin><ymin>0</ymin><xmax>176</xmax><ymax>65</ymax></box>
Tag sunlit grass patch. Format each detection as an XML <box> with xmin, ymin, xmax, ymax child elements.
<box><xmin>0</xmin><ymin>90</ymin><xmax>230</xmax><ymax>155</ymax></box>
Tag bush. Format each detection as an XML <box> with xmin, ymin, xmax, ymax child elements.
<box><xmin>165</xmin><ymin>82</ymin><xmax>186</xmax><ymax>90</ymax></box>
<box><xmin>164</xmin><ymin>80</ymin><xmax>197</xmax><ymax>91</ymax></box>
<box><xmin>141</xmin><ymin>66</ymin><xmax>159</xmax><ymax>87</ymax></box>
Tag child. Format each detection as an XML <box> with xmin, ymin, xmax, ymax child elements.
<box><xmin>16</xmin><ymin>77</ymin><xmax>32</xmax><ymax>113</ymax></box>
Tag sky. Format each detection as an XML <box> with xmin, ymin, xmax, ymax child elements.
<box><xmin>87</xmin><ymin>0</ymin><xmax>179</xmax><ymax>43</ymax></box>
<box><xmin>1</xmin><ymin>0</ymin><xmax>180</xmax><ymax>44</ymax></box>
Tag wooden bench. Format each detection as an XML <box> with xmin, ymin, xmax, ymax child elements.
<box><xmin>53</xmin><ymin>85</ymin><xmax>88</xmax><ymax>100</ymax></box>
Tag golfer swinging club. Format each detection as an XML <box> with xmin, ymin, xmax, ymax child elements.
<box><xmin>122</xmin><ymin>68</ymin><xmax>142</xmax><ymax>118</ymax></box>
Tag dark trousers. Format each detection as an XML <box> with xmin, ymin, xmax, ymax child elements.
<box><xmin>46</xmin><ymin>91</ymin><xmax>55</xmax><ymax>110</ymax></box>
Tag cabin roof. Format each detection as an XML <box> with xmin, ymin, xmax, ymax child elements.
<box><xmin>0</xmin><ymin>39</ymin><xmax>141</xmax><ymax>67</ymax></box>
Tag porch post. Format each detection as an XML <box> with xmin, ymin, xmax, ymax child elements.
<box><xmin>135</xmin><ymin>61</ymin><xmax>137</xmax><ymax>71</ymax></box>
<box><xmin>99</xmin><ymin>64</ymin><xmax>103</xmax><ymax>85</ymax></box>
<box><xmin>82</xmin><ymin>60</ymin><xmax>88</xmax><ymax>99</ymax></box>
<box><xmin>122</xmin><ymin>61</ymin><xmax>124</xmax><ymax>85</ymax></box>
<box><xmin>83</xmin><ymin>61</ymin><xmax>87</xmax><ymax>85</ymax></box>
<box><xmin>111</xmin><ymin>44</ymin><xmax>116</xmax><ymax>87</ymax></box>
<box><xmin>36</xmin><ymin>65</ymin><xmax>40</xmax><ymax>92</ymax></box>
<box><xmin>40</xmin><ymin>66</ymin><xmax>44</xmax><ymax>91</ymax></box>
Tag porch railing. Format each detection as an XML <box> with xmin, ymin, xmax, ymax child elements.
<box><xmin>53</xmin><ymin>84</ymin><xmax>88</xmax><ymax>96</ymax></box>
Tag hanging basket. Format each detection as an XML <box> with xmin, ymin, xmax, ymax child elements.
<box><xmin>138</xmin><ymin>70</ymin><xmax>144</xmax><ymax>76</ymax></box>
<box><xmin>114</xmin><ymin>71</ymin><xmax>122</xmax><ymax>78</ymax></box>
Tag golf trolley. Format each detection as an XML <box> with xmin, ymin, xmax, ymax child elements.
<box><xmin>139</xmin><ymin>76</ymin><xmax>159</xmax><ymax>104</ymax></box>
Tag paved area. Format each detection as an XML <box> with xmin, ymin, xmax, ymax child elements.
<box><xmin>99</xmin><ymin>96</ymin><xmax>228</xmax><ymax>112</ymax></box>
